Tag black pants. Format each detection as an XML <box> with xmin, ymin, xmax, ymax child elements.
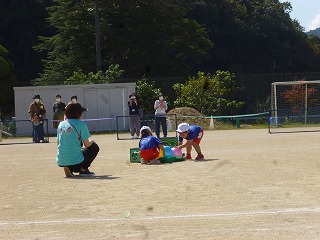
<box><xmin>67</xmin><ymin>142</ymin><xmax>100</xmax><ymax>172</ymax></box>
<box><xmin>155</xmin><ymin>116</ymin><xmax>167</xmax><ymax>138</ymax></box>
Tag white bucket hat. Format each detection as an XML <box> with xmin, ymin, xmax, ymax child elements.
<box><xmin>176</xmin><ymin>123</ymin><xmax>189</xmax><ymax>133</ymax></box>
<box><xmin>140</xmin><ymin>126</ymin><xmax>152</xmax><ymax>134</ymax></box>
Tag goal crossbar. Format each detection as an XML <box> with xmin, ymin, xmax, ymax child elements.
<box><xmin>272</xmin><ymin>80</ymin><xmax>320</xmax><ymax>86</ymax></box>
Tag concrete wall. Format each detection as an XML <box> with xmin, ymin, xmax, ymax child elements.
<box><xmin>13</xmin><ymin>83</ymin><xmax>136</xmax><ymax>135</ymax></box>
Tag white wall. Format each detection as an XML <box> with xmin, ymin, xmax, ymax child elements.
<box><xmin>14</xmin><ymin>83</ymin><xmax>136</xmax><ymax>135</ymax></box>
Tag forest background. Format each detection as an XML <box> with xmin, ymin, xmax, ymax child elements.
<box><xmin>1</xmin><ymin>0</ymin><xmax>320</xmax><ymax>117</ymax></box>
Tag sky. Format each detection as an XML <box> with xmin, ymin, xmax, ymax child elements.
<box><xmin>279</xmin><ymin>0</ymin><xmax>320</xmax><ymax>31</ymax></box>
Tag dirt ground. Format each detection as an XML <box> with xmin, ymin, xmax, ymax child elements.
<box><xmin>1</xmin><ymin>128</ymin><xmax>320</xmax><ymax>240</ymax></box>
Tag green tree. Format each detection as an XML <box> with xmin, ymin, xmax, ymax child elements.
<box><xmin>173</xmin><ymin>71</ymin><xmax>244</xmax><ymax>115</ymax></box>
<box><xmin>35</xmin><ymin>0</ymin><xmax>96</xmax><ymax>84</ymax></box>
<box><xmin>188</xmin><ymin>0</ymin><xmax>320</xmax><ymax>74</ymax></box>
<box><xmin>0</xmin><ymin>0</ymin><xmax>53</xmax><ymax>84</ymax></box>
<box><xmin>136</xmin><ymin>77</ymin><xmax>162</xmax><ymax>115</ymax></box>
<box><xmin>64</xmin><ymin>64</ymin><xmax>124</xmax><ymax>85</ymax></box>
<box><xmin>36</xmin><ymin>0</ymin><xmax>213</xmax><ymax>84</ymax></box>
<box><xmin>0</xmin><ymin>44</ymin><xmax>18</xmax><ymax>113</ymax></box>
<box><xmin>32</xmin><ymin>63</ymin><xmax>124</xmax><ymax>85</ymax></box>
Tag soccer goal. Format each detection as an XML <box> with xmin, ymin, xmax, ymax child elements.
<box><xmin>270</xmin><ymin>80</ymin><xmax>320</xmax><ymax>132</ymax></box>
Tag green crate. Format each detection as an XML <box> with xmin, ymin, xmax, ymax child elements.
<box><xmin>130</xmin><ymin>137</ymin><xmax>178</xmax><ymax>163</ymax></box>
<box><xmin>130</xmin><ymin>148</ymin><xmax>141</xmax><ymax>163</ymax></box>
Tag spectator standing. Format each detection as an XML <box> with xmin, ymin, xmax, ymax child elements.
<box><xmin>28</xmin><ymin>94</ymin><xmax>46</xmax><ymax>143</ymax></box>
<box><xmin>154</xmin><ymin>93</ymin><xmax>168</xmax><ymax>138</ymax></box>
<box><xmin>128</xmin><ymin>92</ymin><xmax>141</xmax><ymax>139</ymax></box>
<box><xmin>65</xmin><ymin>95</ymin><xmax>81</xmax><ymax>120</ymax></box>
<box><xmin>71</xmin><ymin>95</ymin><xmax>78</xmax><ymax>103</ymax></box>
<box><xmin>52</xmin><ymin>94</ymin><xmax>66</xmax><ymax>129</ymax></box>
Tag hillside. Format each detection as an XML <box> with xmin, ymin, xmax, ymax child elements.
<box><xmin>306</xmin><ymin>27</ymin><xmax>320</xmax><ymax>36</ymax></box>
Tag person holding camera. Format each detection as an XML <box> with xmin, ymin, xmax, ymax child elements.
<box><xmin>128</xmin><ymin>92</ymin><xmax>141</xmax><ymax>139</ymax></box>
<box><xmin>154</xmin><ymin>93</ymin><xmax>168</xmax><ymax>138</ymax></box>
<box><xmin>28</xmin><ymin>94</ymin><xmax>46</xmax><ymax>143</ymax></box>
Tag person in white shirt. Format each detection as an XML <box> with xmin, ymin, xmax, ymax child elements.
<box><xmin>154</xmin><ymin>93</ymin><xmax>168</xmax><ymax>138</ymax></box>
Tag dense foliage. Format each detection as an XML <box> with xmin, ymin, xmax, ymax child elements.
<box><xmin>173</xmin><ymin>71</ymin><xmax>244</xmax><ymax>115</ymax></box>
<box><xmin>135</xmin><ymin>78</ymin><xmax>162</xmax><ymax>115</ymax></box>
<box><xmin>0</xmin><ymin>0</ymin><xmax>53</xmax><ymax>84</ymax></box>
<box><xmin>35</xmin><ymin>0</ymin><xmax>213</xmax><ymax>83</ymax></box>
<box><xmin>2</xmin><ymin>0</ymin><xmax>320</xmax><ymax>115</ymax></box>
<box><xmin>0</xmin><ymin>44</ymin><xmax>18</xmax><ymax>113</ymax></box>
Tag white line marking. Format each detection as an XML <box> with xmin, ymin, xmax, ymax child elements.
<box><xmin>1</xmin><ymin>207</ymin><xmax>320</xmax><ymax>226</ymax></box>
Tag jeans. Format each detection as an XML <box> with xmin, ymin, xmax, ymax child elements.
<box><xmin>32</xmin><ymin>123</ymin><xmax>44</xmax><ymax>142</ymax></box>
<box><xmin>155</xmin><ymin>116</ymin><xmax>167</xmax><ymax>138</ymax></box>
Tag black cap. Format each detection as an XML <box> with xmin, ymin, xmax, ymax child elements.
<box><xmin>32</xmin><ymin>94</ymin><xmax>42</xmax><ymax>99</ymax></box>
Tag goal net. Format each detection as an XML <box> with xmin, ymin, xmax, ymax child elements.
<box><xmin>270</xmin><ymin>80</ymin><xmax>320</xmax><ymax>132</ymax></box>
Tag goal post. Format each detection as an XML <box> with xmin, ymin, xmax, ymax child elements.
<box><xmin>270</xmin><ymin>80</ymin><xmax>320</xmax><ymax>132</ymax></box>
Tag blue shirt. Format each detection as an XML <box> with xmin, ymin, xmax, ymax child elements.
<box><xmin>56</xmin><ymin>119</ymin><xmax>91</xmax><ymax>166</ymax></box>
<box><xmin>178</xmin><ymin>125</ymin><xmax>202</xmax><ymax>142</ymax></box>
<box><xmin>139</xmin><ymin>136</ymin><xmax>162</xmax><ymax>150</ymax></box>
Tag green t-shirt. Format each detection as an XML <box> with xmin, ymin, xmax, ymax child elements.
<box><xmin>56</xmin><ymin>119</ymin><xmax>91</xmax><ymax>166</ymax></box>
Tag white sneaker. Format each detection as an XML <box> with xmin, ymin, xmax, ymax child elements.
<box><xmin>141</xmin><ymin>159</ymin><xmax>148</xmax><ymax>164</ymax></box>
<box><xmin>135</xmin><ymin>135</ymin><xmax>139</xmax><ymax>139</ymax></box>
<box><xmin>131</xmin><ymin>135</ymin><xmax>134</xmax><ymax>139</ymax></box>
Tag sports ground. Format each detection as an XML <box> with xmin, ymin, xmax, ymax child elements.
<box><xmin>0</xmin><ymin>128</ymin><xmax>320</xmax><ymax>239</ymax></box>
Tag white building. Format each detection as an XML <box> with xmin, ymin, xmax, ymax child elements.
<box><xmin>13</xmin><ymin>83</ymin><xmax>136</xmax><ymax>135</ymax></box>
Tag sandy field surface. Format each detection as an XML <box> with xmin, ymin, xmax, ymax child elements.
<box><xmin>0</xmin><ymin>128</ymin><xmax>320</xmax><ymax>240</ymax></box>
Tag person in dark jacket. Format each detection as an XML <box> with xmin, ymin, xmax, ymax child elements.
<box><xmin>28</xmin><ymin>94</ymin><xmax>47</xmax><ymax>143</ymax></box>
<box><xmin>128</xmin><ymin>92</ymin><xmax>141</xmax><ymax>139</ymax></box>
<box><xmin>52</xmin><ymin>94</ymin><xmax>66</xmax><ymax>129</ymax></box>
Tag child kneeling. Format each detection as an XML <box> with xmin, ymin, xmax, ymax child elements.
<box><xmin>56</xmin><ymin>103</ymin><xmax>99</xmax><ymax>177</ymax></box>
<box><xmin>139</xmin><ymin>126</ymin><xmax>164</xmax><ymax>164</ymax></box>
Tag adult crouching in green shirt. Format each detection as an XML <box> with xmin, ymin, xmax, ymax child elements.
<box><xmin>56</xmin><ymin>102</ymin><xmax>99</xmax><ymax>177</ymax></box>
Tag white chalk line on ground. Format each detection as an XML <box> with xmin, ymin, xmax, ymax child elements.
<box><xmin>1</xmin><ymin>207</ymin><xmax>320</xmax><ymax>227</ymax></box>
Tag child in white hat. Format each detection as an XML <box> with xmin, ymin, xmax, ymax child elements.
<box><xmin>176</xmin><ymin>122</ymin><xmax>204</xmax><ymax>160</ymax></box>
<box><xmin>139</xmin><ymin>126</ymin><xmax>164</xmax><ymax>164</ymax></box>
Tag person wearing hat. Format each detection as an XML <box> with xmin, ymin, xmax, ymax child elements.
<box><xmin>139</xmin><ymin>126</ymin><xmax>164</xmax><ymax>164</ymax></box>
<box><xmin>52</xmin><ymin>94</ymin><xmax>66</xmax><ymax>129</ymax></box>
<box><xmin>56</xmin><ymin>102</ymin><xmax>99</xmax><ymax>177</ymax></box>
<box><xmin>176</xmin><ymin>122</ymin><xmax>205</xmax><ymax>160</ymax></box>
<box><xmin>128</xmin><ymin>92</ymin><xmax>141</xmax><ymax>139</ymax></box>
<box><xmin>28</xmin><ymin>94</ymin><xmax>47</xmax><ymax>143</ymax></box>
<box><xmin>154</xmin><ymin>93</ymin><xmax>168</xmax><ymax>138</ymax></box>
